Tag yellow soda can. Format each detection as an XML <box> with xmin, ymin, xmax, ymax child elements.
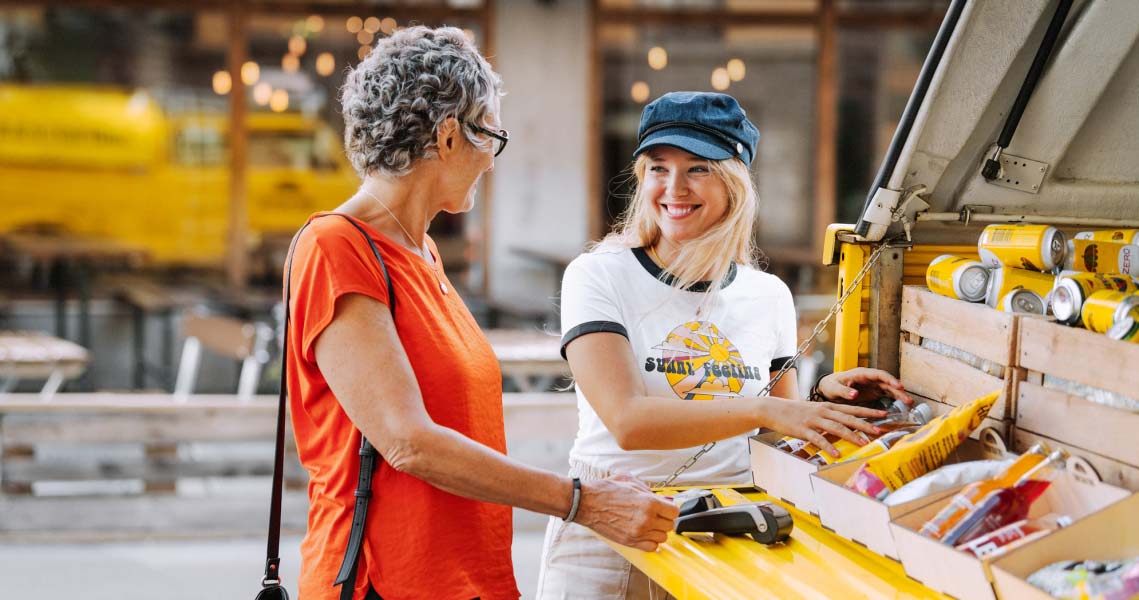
<box><xmin>1051</xmin><ymin>273</ymin><xmax>1139</xmax><ymax>325</ymax></box>
<box><xmin>1107</xmin><ymin>315</ymin><xmax>1139</xmax><ymax>343</ymax></box>
<box><xmin>984</xmin><ymin>267</ymin><xmax>1056</xmax><ymax>308</ymax></box>
<box><xmin>926</xmin><ymin>254</ymin><xmax>990</xmax><ymax>302</ymax></box>
<box><xmin>1080</xmin><ymin>291</ymin><xmax>1139</xmax><ymax>334</ymax></box>
<box><xmin>1075</xmin><ymin>229</ymin><xmax>1139</xmax><ymax>246</ymax></box>
<box><xmin>1064</xmin><ymin>239</ymin><xmax>1139</xmax><ymax>276</ymax></box>
<box><xmin>997</xmin><ymin>289</ymin><xmax>1046</xmax><ymax>314</ymax></box>
<box><xmin>977</xmin><ymin>224</ymin><xmax>1066</xmax><ymax>272</ymax></box>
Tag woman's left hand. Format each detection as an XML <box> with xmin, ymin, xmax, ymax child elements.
<box><xmin>817</xmin><ymin>367</ymin><xmax>911</xmax><ymax>405</ymax></box>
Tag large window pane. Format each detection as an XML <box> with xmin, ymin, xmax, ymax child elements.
<box><xmin>600</xmin><ymin>22</ymin><xmax>817</xmax><ymax>248</ymax></box>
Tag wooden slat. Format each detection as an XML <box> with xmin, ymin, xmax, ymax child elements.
<box><xmin>0</xmin><ymin>492</ymin><xmax>309</xmax><ymax>537</ymax></box>
<box><xmin>900</xmin><ymin>286</ymin><xmax>1016</xmax><ymax>365</ymax></box>
<box><xmin>1</xmin><ymin>413</ymin><xmax>282</xmax><ymax>444</ymax></box>
<box><xmin>0</xmin><ymin>393</ymin><xmax>278</xmax><ymax>413</ymax></box>
<box><xmin>899</xmin><ymin>341</ymin><xmax>1016</xmax><ymax>420</ymax></box>
<box><xmin>1013</xmin><ymin>429</ymin><xmax>1139</xmax><ymax>492</ymax></box>
<box><xmin>1017</xmin><ymin>382</ymin><xmax>1139</xmax><ymax>468</ymax></box>
<box><xmin>2</xmin><ymin>455</ymin><xmax>307</xmax><ymax>484</ymax></box>
<box><xmin>1018</xmin><ymin>316</ymin><xmax>1139</xmax><ymax>398</ymax></box>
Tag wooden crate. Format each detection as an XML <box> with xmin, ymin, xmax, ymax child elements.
<box><xmin>0</xmin><ymin>393</ymin><xmax>309</xmax><ymax>538</ymax></box>
<box><xmin>898</xmin><ymin>286</ymin><xmax>1023</xmax><ymax>425</ymax></box>
<box><xmin>1013</xmin><ymin>316</ymin><xmax>1139</xmax><ymax>491</ymax></box>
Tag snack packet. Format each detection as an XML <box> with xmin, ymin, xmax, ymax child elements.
<box><xmin>844</xmin><ymin>391</ymin><xmax>999</xmax><ymax>499</ymax></box>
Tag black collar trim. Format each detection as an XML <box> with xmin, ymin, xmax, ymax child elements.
<box><xmin>632</xmin><ymin>247</ymin><xmax>737</xmax><ymax>292</ymax></box>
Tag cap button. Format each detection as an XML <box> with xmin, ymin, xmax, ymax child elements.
<box><xmin>736</xmin><ymin>142</ymin><xmax>744</xmax><ymax>154</ymax></box>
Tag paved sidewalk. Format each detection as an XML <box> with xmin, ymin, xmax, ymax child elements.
<box><xmin>0</xmin><ymin>530</ymin><xmax>547</xmax><ymax>599</ymax></box>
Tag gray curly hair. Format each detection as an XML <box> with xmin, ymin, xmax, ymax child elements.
<box><xmin>341</xmin><ymin>26</ymin><xmax>502</xmax><ymax>178</ymax></box>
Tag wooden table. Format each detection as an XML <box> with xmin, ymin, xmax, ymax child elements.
<box><xmin>2</xmin><ymin>233</ymin><xmax>147</xmax><ymax>359</ymax></box>
<box><xmin>0</xmin><ymin>332</ymin><xmax>90</xmax><ymax>399</ymax></box>
<box><xmin>484</xmin><ymin>328</ymin><xmax>571</xmax><ymax>393</ymax></box>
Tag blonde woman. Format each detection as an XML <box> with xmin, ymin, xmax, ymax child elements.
<box><xmin>535</xmin><ymin>92</ymin><xmax>910</xmax><ymax>599</ymax></box>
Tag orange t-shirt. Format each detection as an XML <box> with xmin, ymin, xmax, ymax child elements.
<box><xmin>285</xmin><ymin>213</ymin><xmax>518</xmax><ymax>600</ymax></box>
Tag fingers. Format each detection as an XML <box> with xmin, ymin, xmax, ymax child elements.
<box><xmin>824</xmin><ymin>408</ymin><xmax>879</xmax><ymax>439</ymax></box>
<box><xmin>803</xmin><ymin>429</ymin><xmax>838</xmax><ymax>458</ymax></box>
<box><xmin>830</xmin><ymin>402</ymin><xmax>889</xmax><ymax>419</ymax></box>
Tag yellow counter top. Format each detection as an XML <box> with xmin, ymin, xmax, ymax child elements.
<box><xmin>604</xmin><ymin>487</ymin><xmax>951</xmax><ymax>600</ymax></box>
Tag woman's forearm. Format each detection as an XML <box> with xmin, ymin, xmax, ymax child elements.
<box><xmin>387</xmin><ymin>422</ymin><xmax>574</xmax><ymax>518</ymax></box>
<box><xmin>609</xmin><ymin>394</ymin><xmax>773</xmax><ymax>450</ymax></box>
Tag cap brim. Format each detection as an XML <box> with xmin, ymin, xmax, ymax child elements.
<box><xmin>633</xmin><ymin>128</ymin><xmax>737</xmax><ymax>162</ymax></box>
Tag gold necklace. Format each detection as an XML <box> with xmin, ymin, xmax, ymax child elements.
<box><xmin>647</xmin><ymin>245</ymin><xmax>666</xmax><ymax>267</ymax></box>
<box><xmin>360</xmin><ymin>188</ymin><xmax>448</xmax><ymax>294</ymax></box>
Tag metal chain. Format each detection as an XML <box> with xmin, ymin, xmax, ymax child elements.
<box><xmin>652</xmin><ymin>239</ymin><xmax>899</xmax><ymax>488</ymax></box>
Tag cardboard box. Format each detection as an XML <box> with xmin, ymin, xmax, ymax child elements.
<box><xmin>890</xmin><ymin>460</ymin><xmax>1130</xmax><ymax>600</ymax></box>
<box><xmin>990</xmin><ymin>493</ymin><xmax>1139</xmax><ymax>600</ymax></box>
<box><xmin>810</xmin><ymin>432</ymin><xmax>1005</xmax><ymax>560</ymax></box>
<box><xmin>749</xmin><ymin>431</ymin><xmax>822</xmax><ymax>515</ymax></box>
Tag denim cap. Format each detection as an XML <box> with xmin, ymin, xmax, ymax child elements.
<box><xmin>633</xmin><ymin>91</ymin><xmax>760</xmax><ymax>165</ymax></box>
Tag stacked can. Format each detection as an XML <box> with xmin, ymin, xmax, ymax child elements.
<box><xmin>1080</xmin><ymin>291</ymin><xmax>1139</xmax><ymax>334</ymax></box>
<box><xmin>926</xmin><ymin>255</ymin><xmax>990</xmax><ymax>302</ymax></box>
<box><xmin>1063</xmin><ymin>239</ymin><xmax>1139</xmax><ymax>277</ymax></box>
<box><xmin>984</xmin><ymin>267</ymin><xmax>1054</xmax><ymax>313</ymax></box>
<box><xmin>1051</xmin><ymin>273</ymin><xmax>1139</xmax><ymax>326</ymax></box>
<box><xmin>978</xmin><ymin>224</ymin><xmax>1066</xmax><ymax>272</ymax></box>
<box><xmin>1075</xmin><ymin>229</ymin><xmax>1139</xmax><ymax>246</ymax></box>
<box><xmin>1107</xmin><ymin>316</ymin><xmax>1139</xmax><ymax>343</ymax></box>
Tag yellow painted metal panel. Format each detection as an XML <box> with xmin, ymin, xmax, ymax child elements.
<box><xmin>834</xmin><ymin>243</ymin><xmax>870</xmax><ymax>372</ymax></box>
<box><xmin>605</xmin><ymin>488</ymin><xmax>951</xmax><ymax>600</ymax></box>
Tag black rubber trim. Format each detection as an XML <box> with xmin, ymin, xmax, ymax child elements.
<box><xmin>854</xmin><ymin>0</ymin><xmax>966</xmax><ymax>237</ymax></box>
<box><xmin>561</xmin><ymin>321</ymin><xmax>628</xmax><ymax>359</ymax></box>
<box><xmin>769</xmin><ymin>356</ymin><xmax>795</xmax><ymax>372</ymax></box>
<box><xmin>632</xmin><ymin>247</ymin><xmax>737</xmax><ymax>292</ymax></box>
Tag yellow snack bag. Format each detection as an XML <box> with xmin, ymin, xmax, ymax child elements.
<box><xmin>844</xmin><ymin>391</ymin><xmax>999</xmax><ymax>499</ymax></box>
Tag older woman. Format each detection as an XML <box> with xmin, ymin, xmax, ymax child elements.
<box><xmin>286</xmin><ymin>27</ymin><xmax>676</xmax><ymax>600</ymax></box>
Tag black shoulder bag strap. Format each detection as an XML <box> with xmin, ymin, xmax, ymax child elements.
<box><xmin>258</xmin><ymin>213</ymin><xmax>395</xmax><ymax>600</ymax></box>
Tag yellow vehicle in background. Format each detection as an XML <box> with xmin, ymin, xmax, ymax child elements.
<box><xmin>0</xmin><ymin>84</ymin><xmax>360</xmax><ymax>265</ymax></box>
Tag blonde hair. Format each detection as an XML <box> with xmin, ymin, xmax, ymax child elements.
<box><xmin>595</xmin><ymin>154</ymin><xmax>762</xmax><ymax>291</ymax></box>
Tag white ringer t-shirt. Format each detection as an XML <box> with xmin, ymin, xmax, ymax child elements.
<box><xmin>559</xmin><ymin>247</ymin><xmax>797</xmax><ymax>485</ymax></box>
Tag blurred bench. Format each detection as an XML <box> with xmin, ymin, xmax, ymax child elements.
<box><xmin>0</xmin><ymin>331</ymin><xmax>89</xmax><ymax>398</ymax></box>
<box><xmin>0</xmin><ymin>391</ymin><xmax>574</xmax><ymax>539</ymax></box>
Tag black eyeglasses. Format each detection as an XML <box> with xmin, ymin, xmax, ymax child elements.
<box><xmin>466</xmin><ymin>121</ymin><xmax>509</xmax><ymax>157</ymax></box>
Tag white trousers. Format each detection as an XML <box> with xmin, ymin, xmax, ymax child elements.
<box><xmin>534</xmin><ymin>460</ymin><xmax>676</xmax><ymax>600</ymax></box>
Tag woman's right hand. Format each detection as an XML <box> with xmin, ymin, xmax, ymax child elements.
<box><xmin>760</xmin><ymin>396</ymin><xmax>887</xmax><ymax>458</ymax></box>
<box><xmin>575</xmin><ymin>473</ymin><xmax>680</xmax><ymax>552</ymax></box>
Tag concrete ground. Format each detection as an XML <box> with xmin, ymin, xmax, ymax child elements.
<box><xmin>0</xmin><ymin>528</ymin><xmax>547</xmax><ymax>599</ymax></box>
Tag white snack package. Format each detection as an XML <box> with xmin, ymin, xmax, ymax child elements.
<box><xmin>883</xmin><ymin>459</ymin><xmax>1015</xmax><ymax>506</ymax></box>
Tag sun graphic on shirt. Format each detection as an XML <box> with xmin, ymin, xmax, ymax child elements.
<box><xmin>652</xmin><ymin>321</ymin><xmax>746</xmax><ymax>400</ymax></box>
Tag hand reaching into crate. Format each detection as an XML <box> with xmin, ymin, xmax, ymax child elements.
<box><xmin>815</xmin><ymin>367</ymin><xmax>912</xmax><ymax>406</ymax></box>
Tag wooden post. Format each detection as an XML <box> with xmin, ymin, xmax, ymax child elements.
<box><xmin>587</xmin><ymin>0</ymin><xmax>603</xmax><ymax>242</ymax></box>
<box><xmin>813</xmin><ymin>0</ymin><xmax>838</xmax><ymax>260</ymax></box>
<box><xmin>226</xmin><ymin>4</ymin><xmax>250</xmax><ymax>289</ymax></box>
<box><xmin>481</xmin><ymin>0</ymin><xmax>496</xmax><ymax>297</ymax></box>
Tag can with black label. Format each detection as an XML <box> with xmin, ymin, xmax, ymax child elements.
<box><xmin>977</xmin><ymin>224</ymin><xmax>1066</xmax><ymax>272</ymax></box>
<box><xmin>1063</xmin><ymin>239</ymin><xmax>1139</xmax><ymax>277</ymax></box>
<box><xmin>1075</xmin><ymin>229</ymin><xmax>1139</xmax><ymax>247</ymax></box>
<box><xmin>985</xmin><ymin>267</ymin><xmax>1056</xmax><ymax>309</ymax></box>
<box><xmin>1080</xmin><ymin>290</ymin><xmax>1139</xmax><ymax>334</ymax></box>
<box><xmin>1107</xmin><ymin>315</ymin><xmax>1139</xmax><ymax>344</ymax></box>
<box><xmin>1051</xmin><ymin>273</ymin><xmax>1139</xmax><ymax>326</ymax></box>
<box><xmin>926</xmin><ymin>255</ymin><xmax>990</xmax><ymax>302</ymax></box>
<box><xmin>997</xmin><ymin>289</ymin><xmax>1046</xmax><ymax>314</ymax></box>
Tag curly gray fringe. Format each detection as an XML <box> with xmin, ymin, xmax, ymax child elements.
<box><xmin>340</xmin><ymin>26</ymin><xmax>503</xmax><ymax>178</ymax></box>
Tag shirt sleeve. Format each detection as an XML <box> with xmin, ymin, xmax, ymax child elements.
<box><xmin>769</xmin><ymin>279</ymin><xmax>798</xmax><ymax>372</ymax></box>
<box><xmin>289</xmin><ymin>223</ymin><xmax>391</xmax><ymax>364</ymax></box>
<box><xmin>559</xmin><ymin>254</ymin><xmax>629</xmax><ymax>359</ymax></box>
